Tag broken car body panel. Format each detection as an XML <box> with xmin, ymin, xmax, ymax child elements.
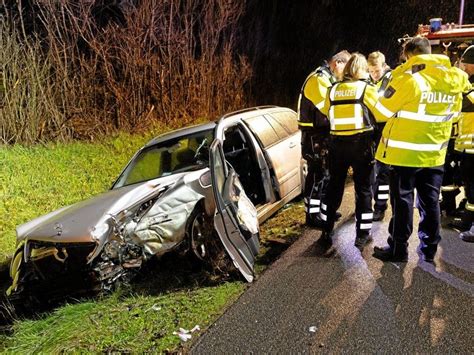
<box><xmin>17</xmin><ymin>174</ymin><xmax>182</xmax><ymax>244</ymax></box>
<box><xmin>210</xmin><ymin>139</ymin><xmax>259</xmax><ymax>282</ymax></box>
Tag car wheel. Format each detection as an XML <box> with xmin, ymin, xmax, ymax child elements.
<box><xmin>186</xmin><ymin>206</ymin><xmax>235</xmax><ymax>276</ymax></box>
<box><xmin>189</xmin><ymin>208</ymin><xmax>211</xmax><ymax>261</ymax></box>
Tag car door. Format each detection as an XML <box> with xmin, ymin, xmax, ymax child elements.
<box><xmin>243</xmin><ymin>111</ymin><xmax>301</xmax><ymax>199</ymax></box>
<box><xmin>263</xmin><ymin>113</ymin><xmax>301</xmax><ymax>197</ymax></box>
<box><xmin>209</xmin><ymin>138</ymin><xmax>259</xmax><ymax>282</ymax></box>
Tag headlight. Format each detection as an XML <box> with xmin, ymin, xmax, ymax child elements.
<box><xmin>91</xmin><ymin>220</ymin><xmax>112</xmax><ymax>241</ymax></box>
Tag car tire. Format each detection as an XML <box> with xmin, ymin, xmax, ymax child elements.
<box><xmin>186</xmin><ymin>205</ymin><xmax>236</xmax><ymax>277</ymax></box>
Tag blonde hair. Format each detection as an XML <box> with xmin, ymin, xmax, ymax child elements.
<box><xmin>368</xmin><ymin>51</ymin><xmax>386</xmax><ymax>66</ymax></box>
<box><xmin>343</xmin><ymin>53</ymin><xmax>368</xmax><ymax>80</ymax></box>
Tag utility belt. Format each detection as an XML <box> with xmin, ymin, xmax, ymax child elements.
<box><xmin>300</xmin><ymin>126</ymin><xmax>330</xmax><ymax>136</ymax></box>
<box><xmin>298</xmin><ymin>110</ymin><xmax>330</xmax><ymax>131</ymax></box>
<box><xmin>299</xmin><ymin>124</ymin><xmax>329</xmax><ymax>132</ymax></box>
<box><xmin>302</xmin><ymin>130</ymin><xmax>329</xmax><ymax>162</ymax></box>
<box><xmin>330</xmin><ymin>130</ymin><xmax>373</xmax><ymax>142</ymax></box>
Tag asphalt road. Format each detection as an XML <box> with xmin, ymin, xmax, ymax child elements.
<box><xmin>191</xmin><ymin>185</ymin><xmax>474</xmax><ymax>354</ymax></box>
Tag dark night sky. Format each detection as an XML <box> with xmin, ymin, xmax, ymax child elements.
<box><xmin>240</xmin><ymin>0</ymin><xmax>474</xmax><ymax>108</ymax></box>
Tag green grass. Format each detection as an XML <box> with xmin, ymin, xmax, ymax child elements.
<box><xmin>1</xmin><ymin>283</ymin><xmax>244</xmax><ymax>353</ymax></box>
<box><xmin>0</xmin><ymin>130</ymin><xmax>304</xmax><ymax>353</ymax></box>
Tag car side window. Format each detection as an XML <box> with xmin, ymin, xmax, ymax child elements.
<box><xmin>264</xmin><ymin>114</ymin><xmax>289</xmax><ymax>140</ymax></box>
<box><xmin>269</xmin><ymin>111</ymin><xmax>298</xmax><ymax>135</ymax></box>
<box><xmin>243</xmin><ymin>115</ymin><xmax>280</xmax><ymax>148</ymax></box>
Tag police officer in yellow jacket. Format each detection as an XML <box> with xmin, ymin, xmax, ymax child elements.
<box><xmin>316</xmin><ymin>53</ymin><xmax>385</xmax><ymax>250</ymax></box>
<box><xmin>453</xmin><ymin>45</ymin><xmax>474</xmax><ymax>242</ymax></box>
<box><xmin>298</xmin><ymin>50</ymin><xmax>350</xmax><ymax>226</ymax></box>
<box><xmin>368</xmin><ymin>51</ymin><xmax>393</xmax><ymax>221</ymax></box>
<box><xmin>372</xmin><ymin>37</ymin><xmax>471</xmax><ymax>262</ymax></box>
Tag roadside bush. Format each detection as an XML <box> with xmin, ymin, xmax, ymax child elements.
<box><xmin>0</xmin><ymin>0</ymin><xmax>252</xmax><ymax>144</ymax></box>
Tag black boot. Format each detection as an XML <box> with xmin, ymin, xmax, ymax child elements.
<box><xmin>373</xmin><ymin>209</ymin><xmax>386</xmax><ymax>222</ymax></box>
<box><xmin>448</xmin><ymin>219</ymin><xmax>472</xmax><ymax>232</ymax></box>
<box><xmin>317</xmin><ymin>231</ymin><xmax>333</xmax><ymax>248</ymax></box>
<box><xmin>417</xmin><ymin>244</ymin><xmax>437</xmax><ymax>262</ymax></box>
<box><xmin>460</xmin><ymin>224</ymin><xmax>474</xmax><ymax>242</ymax></box>
<box><xmin>373</xmin><ymin>243</ymin><xmax>408</xmax><ymax>262</ymax></box>
<box><xmin>448</xmin><ymin>210</ymin><xmax>474</xmax><ymax>232</ymax></box>
<box><xmin>355</xmin><ymin>234</ymin><xmax>373</xmax><ymax>251</ymax></box>
<box><xmin>440</xmin><ymin>189</ymin><xmax>460</xmax><ymax>216</ymax></box>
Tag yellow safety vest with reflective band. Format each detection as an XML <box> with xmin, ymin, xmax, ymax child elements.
<box><xmin>297</xmin><ymin>65</ymin><xmax>335</xmax><ymax>131</ymax></box>
<box><xmin>321</xmin><ymin>80</ymin><xmax>384</xmax><ymax>136</ymax></box>
<box><xmin>374</xmin><ymin>54</ymin><xmax>470</xmax><ymax>167</ymax></box>
<box><xmin>455</xmin><ymin>89</ymin><xmax>474</xmax><ymax>153</ymax></box>
<box><xmin>375</xmin><ymin>70</ymin><xmax>392</xmax><ymax>97</ymax></box>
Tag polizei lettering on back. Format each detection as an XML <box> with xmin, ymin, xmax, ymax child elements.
<box><xmin>420</xmin><ymin>92</ymin><xmax>455</xmax><ymax>104</ymax></box>
<box><xmin>335</xmin><ymin>89</ymin><xmax>356</xmax><ymax>98</ymax></box>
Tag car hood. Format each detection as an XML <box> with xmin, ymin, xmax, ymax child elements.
<box><xmin>17</xmin><ymin>174</ymin><xmax>187</xmax><ymax>244</ymax></box>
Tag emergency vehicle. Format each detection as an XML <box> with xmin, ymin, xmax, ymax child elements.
<box><xmin>415</xmin><ymin>19</ymin><xmax>474</xmax><ymax>63</ymax></box>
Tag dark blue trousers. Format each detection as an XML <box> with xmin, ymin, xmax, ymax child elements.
<box><xmin>302</xmin><ymin>131</ymin><xmax>329</xmax><ymax>223</ymax></box>
<box><xmin>388</xmin><ymin>165</ymin><xmax>444</xmax><ymax>253</ymax></box>
<box><xmin>321</xmin><ymin>133</ymin><xmax>375</xmax><ymax>237</ymax></box>
<box><xmin>373</xmin><ymin>160</ymin><xmax>391</xmax><ymax>212</ymax></box>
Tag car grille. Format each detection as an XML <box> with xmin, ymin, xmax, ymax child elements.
<box><xmin>24</xmin><ymin>241</ymin><xmax>97</xmax><ymax>278</ymax></box>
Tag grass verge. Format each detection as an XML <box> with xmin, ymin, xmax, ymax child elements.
<box><xmin>0</xmin><ymin>132</ymin><xmax>304</xmax><ymax>352</ymax></box>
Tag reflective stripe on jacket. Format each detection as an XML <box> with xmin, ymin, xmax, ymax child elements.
<box><xmin>321</xmin><ymin>79</ymin><xmax>384</xmax><ymax>136</ymax></box>
<box><xmin>374</xmin><ymin>54</ymin><xmax>471</xmax><ymax>167</ymax></box>
<box><xmin>297</xmin><ymin>65</ymin><xmax>334</xmax><ymax>131</ymax></box>
<box><xmin>373</xmin><ymin>70</ymin><xmax>392</xmax><ymax>142</ymax></box>
<box><xmin>376</xmin><ymin>70</ymin><xmax>392</xmax><ymax>97</ymax></box>
<box><xmin>455</xmin><ymin>89</ymin><xmax>474</xmax><ymax>154</ymax></box>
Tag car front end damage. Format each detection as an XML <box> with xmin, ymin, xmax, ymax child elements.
<box><xmin>8</xmin><ymin>241</ymin><xmax>100</xmax><ymax>301</ymax></box>
<box><xmin>7</xmin><ymin>172</ymin><xmax>212</xmax><ymax>301</ymax></box>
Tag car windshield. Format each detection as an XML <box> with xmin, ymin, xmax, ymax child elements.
<box><xmin>113</xmin><ymin>129</ymin><xmax>214</xmax><ymax>188</ymax></box>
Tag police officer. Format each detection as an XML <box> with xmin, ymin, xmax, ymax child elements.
<box><xmin>316</xmin><ymin>53</ymin><xmax>385</xmax><ymax>250</ymax></box>
<box><xmin>368</xmin><ymin>51</ymin><xmax>392</xmax><ymax>221</ymax></box>
<box><xmin>372</xmin><ymin>37</ymin><xmax>470</xmax><ymax>262</ymax></box>
<box><xmin>452</xmin><ymin>45</ymin><xmax>474</xmax><ymax>242</ymax></box>
<box><xmin>297</xmin><ymin>50</ymin><xmax>350</xmax><ymax>226</ymax></box>
<box><xmin>440</xmin><ymin>133</ymin><xmax>462</xmax><ymax>216</ymax></box>
<box><xmin>440</xmin><ymin>69</ymin><xmax>464</xmax><ymax>217</ymax></box>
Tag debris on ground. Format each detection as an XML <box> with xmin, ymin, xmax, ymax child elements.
<box><xmin>173</xmin><ymin>325</ymin><xmax>201</xmax><ymax>342</ymax></box>
<box><xmin>146</xmin><ymin>304</ymin><xmax>162</xmax><ymax>312</ymax></box>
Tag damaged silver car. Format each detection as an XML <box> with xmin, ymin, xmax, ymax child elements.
<box><xmin>7</xmin><ymin>106</ymin><xmax>303</xmax><ymax>300</ymax></box>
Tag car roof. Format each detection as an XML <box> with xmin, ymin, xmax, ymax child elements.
<box><xmin>220</xmin><ymin>105</ymin><xmax>290</xmax><ymax>121</ymax></box>
<box><xmin>144</xmin><ymin>105</ymin><xmax>293</xmax><ymax>148</ymax></box>
<box><xmin>144</xmin><ymin>121</ymin><xmax>216</xmax><ymax>148</ymax></box>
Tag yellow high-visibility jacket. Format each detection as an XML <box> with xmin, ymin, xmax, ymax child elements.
<box><xmin>320</xmin><ymin>79</ymin><xmax>385</xmax><ymax>136</ymax></box>
<box><xmin>297</xmin><ymin>65</ymin><xmax>334</xmax><ymax>131</ymax></box>
<box><xmin>374</xmin><ymin>70</ymin><xmax>392</xmax><ymax>97</ymax></box>
<box><xmin>374</xmin><ymin>54</ymin><xmax>471</xmax><ymax>167</ymax></box>
<box><xmin>455</xmin><ymin>88</ymin><xmax>474</xmax><ymax>154</ymax></box>
<box><xmin>372</xmin><ymin>70</ymin><xmax>393</xmax><ymax>141</ymax></box>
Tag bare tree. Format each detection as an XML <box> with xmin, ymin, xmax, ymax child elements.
<box><xmin>0</xmin><ymin>0</ymin><xmax>252</xmax><ymax>144</ymax></box>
